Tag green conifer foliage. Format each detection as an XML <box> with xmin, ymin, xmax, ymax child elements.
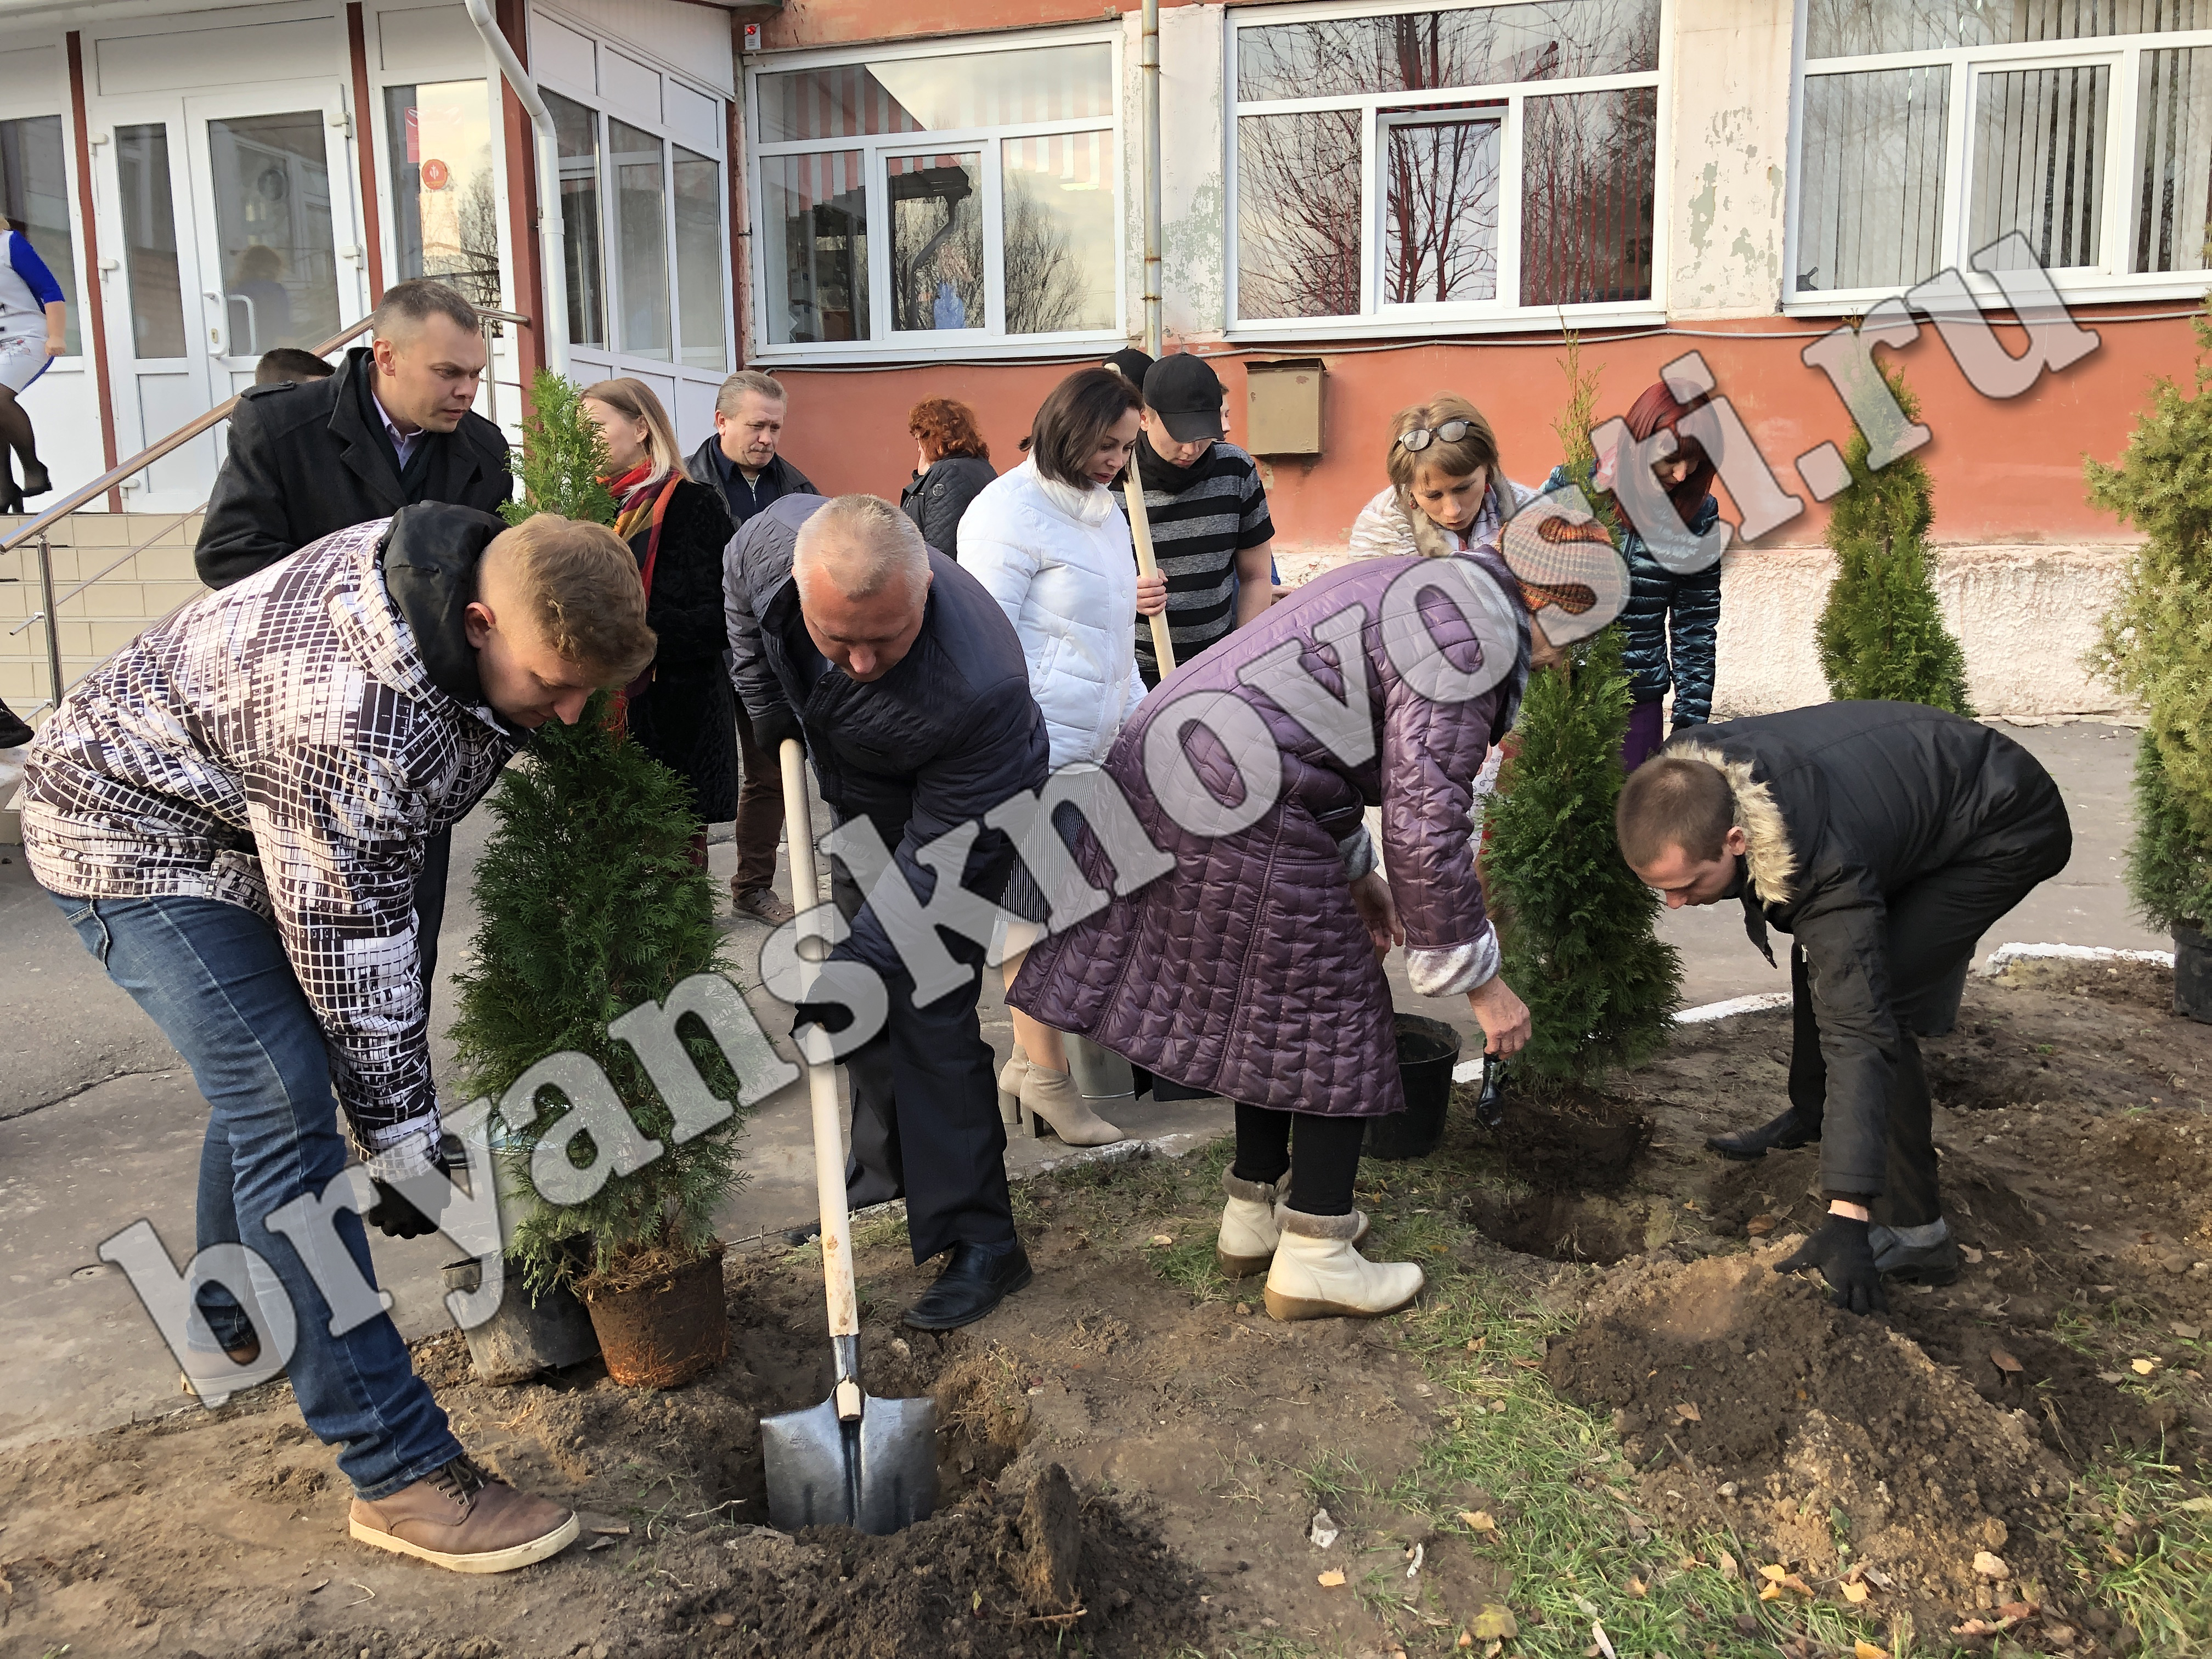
<box><xmin>1814</xmin><ymin>366</ymin><xmax>1974</xmax><ymax>714</ymax></box>
<box><xmin>450</xmin><ymin>692</ymin><xmax>743</xmax><ymax>1288</ymax></box>
<box><xmin>503</xmin><ymin>370</ymin><xmax>619</xmax><ymax>527</ymax></box>
<box><xmin>2087</xmin><ymin>300</ymin><xmax>2212</xmax><ymax>923</ymax></box>
<box><xmin>1482</xmin><ymin>338</ymin><xmax>1681</xmax><ymax>1097</ymax></box>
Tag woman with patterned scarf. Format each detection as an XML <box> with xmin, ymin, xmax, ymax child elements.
<box><xmin>580</xmin><ymin>378</ymin><xmax>740</xmax><ymax>867</ymax></box>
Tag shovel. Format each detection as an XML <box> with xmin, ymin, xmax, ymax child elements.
<box><xmin>760</xmin><ymin>737</ymin><xmax>939</xmax><ymax>1536</ymax></box>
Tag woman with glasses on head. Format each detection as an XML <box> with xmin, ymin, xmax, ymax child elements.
<box><xmin>1010</xmin><ymin>397</ymin><xmax>1549</xmax><ymax>1322</ymax></box>
<box><xmin>579</xmin><ymin>377</ymin><xmax>740</xmax><ymax>865</ymax></box>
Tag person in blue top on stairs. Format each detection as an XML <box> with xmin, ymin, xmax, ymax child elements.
<box><xmin>0</xmin><ymin>210</ymin><xmax>67</xmax><ymax>505</ymax></box>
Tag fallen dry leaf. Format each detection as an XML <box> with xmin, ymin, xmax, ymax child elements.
<box><xmin>1716</xmin><ymin>1550</ymin><xmax>1741</xmax><ymax>1580</ymax></box>
<box><xmin>1990</xmin><ymin>1346</ymin><xmax>2023</xmax><ymax>1374</ymax></box>
<box><xmin>1855</xmin><ymin>1643</ymin><xmax>1891</xmax><ymax>1659</ymax></box>
<box><xmin>1952</xmin><ymin>1620</ymin><xmax>1998</xmax><ymax>1638</ymax></box>
<box><xmin>1459</xmin><ymin>1510</ymin><xmax>1499</xmax><ymax>1534</ymax></box>
<box><xmin>2130</xmin><ymin>1358</ymin><xmax>2158</xmax><ymax>1375</ymax></box>
<box><xmin>1999</xmin><ymin>1600</ymin><xmax>2039</xmax><ymax>1620</ymax></box>
<box><xmin>1470</xmin><ymin>1604</ymin><xmax>1518</xmax><ymax>1640</ymax></box>
<box><xmin>1746</xmin><ymin>1214</ymin><xmax>1777</xmax><ymax>1236</ymax></box>
<box><xmin>586</xmin><ymin>1537</ymin><xmax>614</xmax><ymax>1552</ymax></box>
<box><xmin>1780</xmin><ymin>1573</ymin><xmax>1814</xmax><ymax>1596</ymax></box>
<box><xmin>1317</xmin><ymin>1569</ymin><xmax>1347</xmax><ymax>1588</ymax></box>
<box><xmin>1759</xmin><ymin>1581</ymin><xmax>1784</xmax><ymax>1601</ymax></box>
<box><xmin>2174</xmin><ymin>1321</ymin><xmax>2203</xmax><ymax>1340</ymax></box>
<box><xmin>1149</xmin><ymin>1234</ymin><xmax>1174</xmax><ymax>1247</ymax></box>
<box><xmin>1674</xmin><ymin>1402</ymin><xmax>1702</xmax><ymax>1423</ymax></box>
<box><xmin>1841</xmin><ymin>1581</ymin><xmax>1871</xmax><ymax>1604</ymax></box>
<box><xmin>1627</xmin><ymin>1576</ymin><xmax>1647</xmax><ymax>1596</ymax></box>
<box><xmin>1862</xmin><ymin>1566</ymin><xmax>1894</xmax><ymax>1589</ymax></box>
<box><xmin>1758</xmin><ymin>1564</ymin><xmax>1791</xmax><ymax>1582</ymax></box>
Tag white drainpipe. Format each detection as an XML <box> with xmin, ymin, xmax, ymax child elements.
<box><xmin>1139</xmin><ymin>0</ymin><xmax>1162</xmax><ymax>357</ymax></box>
<box><xmin>464</xmin><ymin>0</ymin><xmax>570</xmax><ymax>380</ymax></box>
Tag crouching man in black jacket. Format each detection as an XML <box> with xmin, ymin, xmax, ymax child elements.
<box><xmin>726</xmin><ymin>493</ymin><xmax>1049</xmax><ymax>1330</ymax></box>
<box><xmin>1616</xmin><ymin>702</ymin><xmax>2072</xmax><ymax>1313</ymax></box>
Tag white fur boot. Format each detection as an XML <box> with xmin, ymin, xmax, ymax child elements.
<box><xmin>1216</xmin><ymin>1171</ymin><xmax>1284</xmax><ymax>1278</ymax></box>
<box><xmin>1263</xmin><ymin>1206</ymin><xmax>1423</xmax><ymax>1321</ymax></box>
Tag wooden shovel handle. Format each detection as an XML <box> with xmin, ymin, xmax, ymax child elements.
<box><xmin>1122</xmin><ymin>473</ymin><xmax>1176</xmax><ymax>675</ymax></box>
<box><xmin>779</xmin><ymin>738</ymin><xmax>861</xmax><ymax>1342</ymax></box>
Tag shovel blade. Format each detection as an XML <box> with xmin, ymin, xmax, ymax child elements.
<box><xmin>761</xmin><ymin>1392</ymin><xmax>939</xmax><ymax>1536</ymax></box>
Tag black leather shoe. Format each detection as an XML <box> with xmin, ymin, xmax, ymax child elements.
<box><xmin>902</xmin><ymin>1239</ymin><xmax>1033</xmax><ymax>1331</ymax></box>
<box><xmin>1706</xmin><ymin>1106</ymin><xmax>1821</xmax><ymax>1161</ymax></box>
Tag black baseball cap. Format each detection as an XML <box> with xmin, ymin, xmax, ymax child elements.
<box><xmin>1102</xmin><ymin>347</ymin><xmax>1154</xmax><ymax>386</ymax></box>
<box><xmin>1143</xmin><ymin>352</ymin><xmax>1225</xmax><ymax>443</ymax></box>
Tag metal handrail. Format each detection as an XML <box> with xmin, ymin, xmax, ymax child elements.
<box><xmin>1</xmin><ymin>307</ymin><xmax>530</xmax><ymax>556</ymax></box>
<box><xmin>2</xmin><ymin>307</ymin><xmax>533</xmax><ymax>720</ymax></box>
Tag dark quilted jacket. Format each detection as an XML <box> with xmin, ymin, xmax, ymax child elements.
<box><xmin>1543</xmin><ymin>464</ymin><xmax>1721</xmax><ymax>725</ymax></box>
<box><xmin>1671</xmin><ymin>703</ymin><xmax>2069</xmax><ymax>1198</ymax></box>
<box><xmin>723</xmin><ymin>494</ymin><xmax>1049</xmax><ymax>979</ymax></box>
<box><xmin>900</xmin><ymin>454</ymin><xmax>997</xmax><ymax>557</ymax></box>
<box><xmin>1010</xmin><ymin>549</ymin><xmax>1529</xmax><ymax>1118</ymax></box>
<box><xmin>624</xmin><ymin>477</ymin><xmax>739</xmax><ymax>822</ymax></box>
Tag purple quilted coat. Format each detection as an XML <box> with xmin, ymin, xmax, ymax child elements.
<box><xmin>1009</xmin><ymin>546</ymin><xmax>1529</xmax><ymax>1118</ymax></box>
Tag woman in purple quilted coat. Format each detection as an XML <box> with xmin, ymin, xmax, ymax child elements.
<box><xmin>1012</xmin><ymin>404</ymin><xmax>1537</xmax><ymax>1321</ymax></box>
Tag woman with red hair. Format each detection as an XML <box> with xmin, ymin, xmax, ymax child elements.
<box><xmin>1547</xmin><ymin>380</ymin><xmax>1722</xmax><ymax>770</ymax></box>
<box><xmin>901</xmin><ymin>397</ymin><xmax>997</xmax><ymax>556</ymax></box>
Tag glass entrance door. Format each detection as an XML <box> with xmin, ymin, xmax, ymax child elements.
<box><xmin>98</xmin><ymin>86</ymin><xmax>363</xmax><ymax>511</ymax></box>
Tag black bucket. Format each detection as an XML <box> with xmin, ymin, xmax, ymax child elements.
<box><xmin>1364</xmin><ymin>1013</ymin><xmax>1463</xmax><ymax>1161</ymax></box>
<box><xmin>2175</xmin><ymin>924</ymin><xmax>2212</xmax><ymax>1024</ymax></box>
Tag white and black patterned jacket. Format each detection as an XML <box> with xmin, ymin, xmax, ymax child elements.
<box><xmin>21</xmin><ymin>508</ymin><xmax>523</xmax><ymax>1169</ymax></box>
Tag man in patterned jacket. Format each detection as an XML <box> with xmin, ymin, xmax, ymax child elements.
<box><xmin>19</xmin><ymin>504</ymin><xmax>654</xmax><ymax>1574</ymax></box>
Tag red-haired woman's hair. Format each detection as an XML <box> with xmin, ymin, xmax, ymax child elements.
<box><xmin>907</xmin><ymin>397</ymin><xmax>990</xmax><ymax>464</ymax></box>
<box><xmin>1623</xmin><ymin>381</ymin><xmax>1717</xmax><ymax>528</ymax></box>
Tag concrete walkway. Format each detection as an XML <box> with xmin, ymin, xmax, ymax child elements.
<box><xmin>0</xmin><ymin>720</ymin><xmax>2160</xmax><ymax>1448</ymax></box>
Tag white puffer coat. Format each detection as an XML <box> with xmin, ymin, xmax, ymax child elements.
<box><xmin>958</xmin><ymin>455</ymin><xmax>1146</xmax><ymax>769</ymax></box>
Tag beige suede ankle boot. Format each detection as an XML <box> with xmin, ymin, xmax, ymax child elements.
<box><xmin>1263</xmin><ymin>1207</ymin><xmax>1423</xmax><ymax>1321</ymax></box>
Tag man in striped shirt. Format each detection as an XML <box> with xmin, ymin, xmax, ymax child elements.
<box><xmin>1129</xmin><ymin>353</ymin><xmax>1277</xmax><ymax>687</ymax></box>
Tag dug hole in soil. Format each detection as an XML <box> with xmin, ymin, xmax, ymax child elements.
<box><xmin>2</xmin><ymin>953</ymin><xmax>2206</xmax><ymax>1658</ymax></box>
<box><xmin>1496</xmin><ymin>956</ymin><xmax>2212</xmax><ymax>1650</ymax></box>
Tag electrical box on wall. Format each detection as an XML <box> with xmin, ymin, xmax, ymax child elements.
<box><xmin>1245</xmin><ymin>358</ymin><xmax>1324</xmax><ymax>456</ymax></box>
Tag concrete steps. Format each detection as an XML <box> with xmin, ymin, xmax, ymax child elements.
<box><xmin>1</xmin><ymin>512</ymin><xmax>207</xmax><ymax>844</ymax></box>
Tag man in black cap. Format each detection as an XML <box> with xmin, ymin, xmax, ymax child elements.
<box><xmin>1127</xmin><ymin>352</ymin><xmax>1277</xmax><ymax>686</ymax></box>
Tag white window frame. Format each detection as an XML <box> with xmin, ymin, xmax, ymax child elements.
<box><xmin>532</xmin><ymin>14</ymin><xmax>733</xmax><ymax>381</ymax></box>
<box><xmin>743</xmin><ymin>25</ymin><xmax>1125</xmax><ymax>367</ymax></box>
<box><xmin>1786</xmin><ymin>4</ymin><xmax>2212</xmax><ymax>315</ymax></box>
<box><xmin>1224</xmin><ymin>0</ymin><xmax>1669</xmax><ymax>341</ymax></box>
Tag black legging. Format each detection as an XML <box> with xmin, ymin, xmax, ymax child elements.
<box><xmin>1231</xmin><ymin>1103</ymin><xmax>1367</xmax><ymax>1216</ymax></box>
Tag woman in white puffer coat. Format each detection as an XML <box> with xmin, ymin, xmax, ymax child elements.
<box><xmin>959</xmin><ymin>366</ymin><xmax>1165</xmax><ymax>1147</ymax></box>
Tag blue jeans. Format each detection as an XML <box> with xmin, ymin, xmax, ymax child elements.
<box><xmin>50</xmin><ymin>891</ymin><xmax>463</xmax><ymax>1497</ymax></box>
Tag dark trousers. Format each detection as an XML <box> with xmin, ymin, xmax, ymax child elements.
<box><xmin>828</xmin><ymin>866</ymin><xmax>1014</xmax><ymax>1262</ymax></box>
<box><xmin>732</xmin><ymin>702</ymin><xmax>785</xmax><ymax>895</ymax></box>
<box><xmin>1231</xmin><ymin>1104</ymin><xmax>1367</xmax><ymax>1215</ymax></box>
<box><xmin>1785</xmin><ymin>816</ymin><xmax>2069</xmax><ymax>1227</ymax></box>
<box><xmin>413</xmin><ymin>827</ymin><xmax>452</xmax><ymax>991</ymax></box>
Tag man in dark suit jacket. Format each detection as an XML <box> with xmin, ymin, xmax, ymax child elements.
<box><xmin>194</xmin><ymin>278</ymin><xmax>514</xmax><ymax>991</ymax></box>
<box><xmin>195</xmin><ymin>278</ymin><xmax>511</xmax><ymax>590</ymax></box>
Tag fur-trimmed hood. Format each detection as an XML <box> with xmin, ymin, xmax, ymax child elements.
<box><xmin>1667</xmin><ymin>738</ymin><xmax>1798</xmax><ymax>907</ymax></box>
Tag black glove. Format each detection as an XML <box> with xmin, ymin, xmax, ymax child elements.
<box><xmin>752</xmin><ymin>703</ymin><xmax>803</xmax><ymax>758</ymax></box>
<box><xmin>365</xmin><ymin>1135</ymin><xmax>462</xmax><ymax>1240</ymax></box>
<box><xmin>1774</xmin><ymin>1215</ymin><xmax>1887</xmax><ymax>1316</ymax></box>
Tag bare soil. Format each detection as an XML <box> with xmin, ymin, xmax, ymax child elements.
<box><xmin>1</xmin><ymin>955</ymin><xmax>2206</xmax><ymax>1658</ymax></box>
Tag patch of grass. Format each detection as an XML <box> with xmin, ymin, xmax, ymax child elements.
<box><xmin>854</xmin><ymin>1209</ymin><xmax>910</xmax><ymax>1252</ymax></box>
<box><xmin>2063</xmin><ymin>1448</ymin><xmax>2212</xmax><ymax>1655</ymax></box>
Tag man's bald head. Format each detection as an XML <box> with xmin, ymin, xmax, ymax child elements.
<box><xmin>792</xmin><ymin>495</ymin><xmax>933</xmax><ymax>683</ymax></box>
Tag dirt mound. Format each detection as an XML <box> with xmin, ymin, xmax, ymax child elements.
<box><xmin>1545</xmin><ymin>1249</ymin><xmax>2072</xmax><ymax>1630</ymax></box>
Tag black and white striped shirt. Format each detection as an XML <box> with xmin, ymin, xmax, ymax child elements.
<box><xmin>1128</xmin><ymin>441</ymin><xmax>1273</xmax><ymax>678</ymax></box>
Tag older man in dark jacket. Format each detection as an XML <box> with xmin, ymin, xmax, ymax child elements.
<box><xmin>1617</xmin><ymin>702</ymin><xmax>2072</xmax><ymax>1314</ymax></box>
<box><xmin>725</xmin><ymin>492</ymin><xmax>1049</xmax><ymax>1330</ymax></box>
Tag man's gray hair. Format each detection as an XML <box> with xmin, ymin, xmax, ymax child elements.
<box><xmin>371</xmin><ymin>277</ymin><xmax>479</xmax><ymax>342</ymax></box>
<box><xmin>793</xmin><ymin>495</ymin><xmax>929</xmax><ymax>601</ymax></box>
<box><xmin>717</xmin><ymin>369</ymin><xmax>788</xmax><ymax>415</ymax></box>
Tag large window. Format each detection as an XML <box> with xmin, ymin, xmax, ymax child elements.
<box><xmin>750</xmin><ymin>37</ymin><xmax>1121</xmax><ymax>354</ymax></box>
<box><xmin>385</xmin><ymin>81</ymin><xmax>501</xmax><ymax>311</ymax></box>
<box><xmin>543</xmin><ymin>85</ymin><xmax>727</xmax><ymax>373</ymax></box>
<box><xmin>1230</xmin><ymin>1</ymin><xmax>1661</xmax><ymax>329</ymax></box>
<box><xmin>1796</xmin><ymin>1</ymin><xmax>2212</xmax><ymax>303</ymax></box>
<box><xmin>0</xmin><ymin>115</ymin><xmax>79</xmax><ymax>354</ymax></box>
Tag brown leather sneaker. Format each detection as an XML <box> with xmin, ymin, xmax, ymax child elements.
<box><xmin>349</xmin><ymin>1455</ymin><xmax>578</xmax><ymax>1573</ymax></box>
<box><xmin>731</xmin><ymin>883</ymin><xmax>796</xmax><ymax>926</ymax></box>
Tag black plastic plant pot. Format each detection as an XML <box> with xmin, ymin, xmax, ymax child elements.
<box><xmin>1365</xmin><ymin>1013</ymin><xmax>1463</xmax><ymax>1161</ymax></box>
<box><xmin>2174</xmin><ymin>923</ymin><xmax>2212</xmax><ymax>1024</ymax></box>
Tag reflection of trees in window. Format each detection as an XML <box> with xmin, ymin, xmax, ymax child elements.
<box><xmin>1237</xmin><ymin>110</ymin><xmax>1361</xmax><ymax>319</ymax></box>
<box><xmin>1237</xmin><ymin>0</ymin><xmax>1657</xmax><ymax>100</ymax></box>
<box><xmin>439</xmin><ymin>171</ymin><xmax>503</xmax><ymax>309</ymax></box>
<box><xmin>1519</xmin><ymin>87</ymin><xmax>1656</xmax><ymax>305</ymax></box>
<box><xmin>890</xmin><ymin>159</ymin><xmax>983</xmax><ymax>331</ymax></box>
<box><xmin>1002</xmin><ymin>178</ymin><xmax>1084</xmax><ymax>335</ymax></box>
<box><xmin>1385</xmin><ymin>112</ymin><xmax>1500</xmax><ymax>303</ymax></box>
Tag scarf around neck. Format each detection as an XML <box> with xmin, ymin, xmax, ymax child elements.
<box><xmin>1133</xmin><ymin>436</ymin><xmax>1212</xmax><ymax>497</ymax></box>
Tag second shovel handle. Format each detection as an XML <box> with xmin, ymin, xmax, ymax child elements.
<box><xmin>1122</xmin><ymin>473</ymin><xmax>1176</xmax><ymax>675</ymax></box>
<box><xmin>779</xmin><ymin>737</ymin><xmax>861</xmax><ymax>1342</ymax></box>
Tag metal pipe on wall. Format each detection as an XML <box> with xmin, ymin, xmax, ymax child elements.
<box><xmin>1140</xmin><ymin>0</ymin><xmax>1162</xmax><ymax>357</ymax></box>
<box><xmin>464</xmin><ymin>0</ymin><xmax>571</xmax><ymax>380</ymax></box>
